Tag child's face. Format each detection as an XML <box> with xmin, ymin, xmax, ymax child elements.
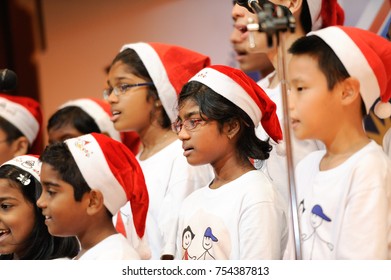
<box><xmin>47</xmin><ymin>123</ymin><xmax>84</xmax><ymax>145</ymax></box>
<box><xmin>176</xmin><ymin>100</ymin><xmax>230</xmax><ymax>166</ymax></box>
<box><xmin>37</xmin><ymin>163</ymin><xmax>90</xmax><ymax>237</ymax></box>
<box><xmin>0</xmin><ymin>179</ymin><xmax>35</xmax><ymax>257</ymax></box>
<box><xmin>0</xmin><ymin>129</ymin><xmax>20</xmax><ymax>166</ymax></box>
<box><xmin>288</xmin><ymin>54</ymin><xmax>341</xmax><ymax>141</ymax></box>
<box><xmin>106</xmin><ymin>61</ymin><xmax>155</xmax><ymax>133</ymax></box>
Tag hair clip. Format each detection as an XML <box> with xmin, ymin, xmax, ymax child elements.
<box><xmin>16</xmin><ymin>174</ymin><xmax>31</xmax><ymax>186</ymax></box>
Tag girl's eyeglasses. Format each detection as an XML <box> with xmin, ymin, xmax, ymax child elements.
<box><xmin>103</xmin><ymin>83</ymin><xmax>154</xmax><ymax>100</ymax></box>
<box><xmin>171</xmin><ymin>118</ymin><xmax>208</xmax><ymax>134</ymax></box>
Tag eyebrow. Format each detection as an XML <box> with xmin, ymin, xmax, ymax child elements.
<box><xmin>182</xmin><ymin>111</ymin><xmax>202</xmax><ymax>120</ymax></box>
<box><xmin>0</xmin><ymin>197</ymin><xmax>18</xmax><ymax>202</ymax></box>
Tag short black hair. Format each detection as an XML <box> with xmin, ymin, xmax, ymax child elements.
<box><xmin>39</xmin><ymin>141</ymin><xmax>91</xmax><ymax>201</ymax></box>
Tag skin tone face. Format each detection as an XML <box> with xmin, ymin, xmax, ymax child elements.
<box><xmin>37</xmin><ymin>163</ymin><xmax>90</xmax><ymax>237</ymax></box>
<box><xmin>288</xmin><ymin>54</ymin><xmax>342</xmax><ymax>142</ymax></box>
<box><xmin>47</xmin><ymin>124</ymin><xmax>84</xmax><ymax>144</ymax></box>
<box><xmin>176</xmin><ymin>100</ymin><xmax>231</xmax><ymax>167</ymax></box>
<box><xmin>0</xmin><ymin>179</ymin><xmax>35</xmax><ymax>258</ymax></box>
<box><xmin>231</xmin><ymin>4</ymin><xmax>273</xmax><ymax>75</ymax></box>
<box><xmin>106</xmin><ymin>61</ymin><xmax>155</xmax><ymax>135</ymax></box>
<box><xmin>0</xmin><ymin>129</ymin><xmax>28</xmax><ymax>165</ymax></box>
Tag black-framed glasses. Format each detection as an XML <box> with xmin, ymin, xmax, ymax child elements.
<box><xmin>171</xmin><ymin>118</ymin><xmax>208</xmax><ymax>134</ymax></box>
<box><xmin>103</xmin><ymin>82</ymin><xmax>154</xmax><ymax>100</ymax></box>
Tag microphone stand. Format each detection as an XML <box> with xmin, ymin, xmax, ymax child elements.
<box><xmin>247</xmin><ymin>0</ymin><xmax>302</xmax><ymax>260</ymax></box>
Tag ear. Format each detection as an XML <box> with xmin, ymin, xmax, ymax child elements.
<box><xmin>11</xmin><ymin>136</ymin><xmax>29</xmax><ymax>157</ymax></box>
<box><xmin>340</xmin><ymin>77</ymin><xmax>361</xmax><ymax>106</ymax></box>
<box><xmin>285</xmin><ymin>0</ymin><xmax>303</xmax><ymax>15</ymax></box>
<box><xmin>225</xmin><ymin>119</ymin><xmax>241</xmax><ymax>140</ymax></box>
<box><xmin>86</xmin><ymin>189</ymin><xmax>105</xmax><ymax>216</ymax></box>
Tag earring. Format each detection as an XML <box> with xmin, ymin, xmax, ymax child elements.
<box><xmin>154</xmin><ymin>101</ymin><xmax>161</xmax><ymax>107</ymax></box>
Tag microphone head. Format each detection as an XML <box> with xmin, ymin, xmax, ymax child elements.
<box><xmin>0</xmin><ymin>69</ymin><xmax>18</xmax><ymax>92</ymax></box>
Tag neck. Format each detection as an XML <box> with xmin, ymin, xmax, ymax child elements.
<box><xmin>139</xmin><ymin>127</ymin><xmax>177</xmax><ymax>160</ymax></box>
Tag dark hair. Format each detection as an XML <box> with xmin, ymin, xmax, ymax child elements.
<box><xmin>300</xmin><ymin>0</ymin><xmax>312</xmax><ymax>34</ymax></box>
<box><xmin>182</xmin><ymin>225</ymin><xmax>195</xmax><ymax>240</ymax></box>
<box><xmin>178</xmin><ymin>81</ymin><xmax>272</xmax><ymax>163</ymax></box>
<box><xmin>0</xmin><ymin>116</ymin><xmax>27</xmax><ymax>146</ymax></box>
<box><xmin>0</xmin><ymin>165</ymin><xmax>79</xmax><ymax>260</ymax></box>
<box><xmin>289</xmin><ymin>35</ymin><xmax>366</xmax><ymax>115</ymax></box>
<box><xmin>109</xmin><ymin>48</ymin><xmax>171</xmax><ymax>129</ymax></box>
<box><xmin>47</xmin><ymin>106</ymin><xmax>100</xmax><ymax>135</ymax></box>
<box><xmin>39</xmin><ymin>142</ymin><xmax>91</xmax><ymax>201</ymax></box>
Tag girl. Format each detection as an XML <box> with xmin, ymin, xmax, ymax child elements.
<box><xmin>0</xmin><ymin>155</ymin><xmax>79</xmax><ymax>259</ymax></box>
<box><xmin>174</xmin><ymin>65</ymin><xmax>288</xmax><ymax>259</ymax></box>
<box><xmin>105</xmin><ymin>42</ymin><xmax>214</xmax><ymax>259</ymax></box>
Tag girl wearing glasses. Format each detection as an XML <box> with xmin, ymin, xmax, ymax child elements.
<box><xmin>174</xmin><ymin>65</ymin><xmax>288</xmax><ymax>260</ymax></box>
<box><xmin>105</xmin><ymin>42</ymin><xmax>214</xmax><ymax>260</ymax></box>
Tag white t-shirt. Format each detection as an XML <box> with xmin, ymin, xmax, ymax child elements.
<box><xmin>256</xmin><ymin>73</ymin><xmax>324</xmax><ymax>210</ymax></box>
<box><xmin>77</xmin><ymin>234</ymin><xmax>140</xmax><ymax>260</ymax></box>
<box><xmin>116</xmin><ymin>139</ymin><xmax>214</xmax><ymax>259</ymax></box>
<box><xmin>383</xmin><ymin>127</ymin><xmax>391</xmax><ymax>158</ymax></box>
<box><xmin>294</xmin><ymin>141</ymin><xmax>391</xmax><ymax>259</ymax></box>
<box><xmin>176</xmin><ymin>170</ymin><xmax>288</xmax><ymax>260</ymax></box>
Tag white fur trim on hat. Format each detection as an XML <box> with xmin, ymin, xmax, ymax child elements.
<box><xmin>1</xmin><ymin>155</ymin><xmax>41</xmax><ymax>182</ymax></box>
<box><xmin>189</xmin><ymin>67</ymin><xmax>262</xmax><ymax>126</ymax></box>
<box><xmin>0</xmin><ymin>97</ymin><xmax>39</xmax><ymax>144</ymax></box>
<box><xmin>307</xmin><ymin>0</ymin><xmax>322</xmax><ymax>31</ymax></box>
<box><xmin>309</xmin><ymin>27</ymin><xmax>380</xmax><ymax>115</ymax></box>
<box><xmin>65</xmin><ymin>134</ymin><xmax>127</xmax><ymax>215</ymax></box>
<box><xmin>60</xmin><ymin>99</ymin><xmax>121</xmax><ymax>141</ymax></box>
<box><xmin>120</xmin><ymin>43</ymin><xmax>177</xmax><ymax>122</ymax></box>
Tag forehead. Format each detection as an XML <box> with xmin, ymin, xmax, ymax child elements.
<box><xmin>177</xmin><ymin>99</ymin><xmax>200</xmax><ymax>117</ymax></box>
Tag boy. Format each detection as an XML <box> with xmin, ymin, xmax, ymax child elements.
<box><xmin>287</xmin><ymin>26</ymin><xmax>391</xmax><ymax>259</ymax></box>
<box><xmin>37</xmin><ymin>132</ymin><xmax>149</xmax><ymax>260</ymax></box>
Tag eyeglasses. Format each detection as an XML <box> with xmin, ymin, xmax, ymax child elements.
<box><xmin>103</xmin><ymin>82</ymin><xmax>154</xmax><ymax>100</ymax></box>
<box><xmin>171</xmin><ymin>118</ymin><xmax>208</xmax><ymax>134</ymax></box>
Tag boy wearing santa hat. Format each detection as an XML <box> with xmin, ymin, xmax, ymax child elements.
<box><xmin>174</xmin><ymin>65</ymin><xmax>288</xmax><ymax>259</ymax></box>
<box><xmin>0</xmin><ymin>94</ymin><xmax>43</xmax><ymax>164</ymax></box>
<box><xmin>37</xmin><ymin>133</ymin><xmax>149</xmax><ymax>260</ymax></box>
<box><xmin>287</xmin><ymin>26</ymin><xmax>391</xmax><ymax>259</ymax></box>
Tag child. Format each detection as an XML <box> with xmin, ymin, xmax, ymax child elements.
<box><xmin>174</xmin><ymin>65</ymin><xmax>288</xmax><ymax>260</ymax></box>
<box><xmin>37</xmin><ymin>133</ymin><xmax>149</xmax><ymax>260</ymax></box>
<box><xmin>47</xmin><ymin>97</ymin><xmax>140</xmax><ymax>154</ymax></box>
<box><xmin>105</xmin><ymin>42</ymin><xmax>214</xmax><ymax>259</ymax></box>
<box><xmin>0</xmin><ymin>155</ymin><xmax>79</xmax><ymax>260</ymax></box>
<box><xmin>0</xmin><ymin>94</ymin><xmax>43</xmax><ymax>164</ymax></box>
<box><xmin>234</xmin><ymin>0</ymin><xmax>344</xmax><ymax>210</ymax></box>
<box><xmin>287</xmin><ymin>26</ymin><xmax>391</xmax><ymax>259</ymax></box>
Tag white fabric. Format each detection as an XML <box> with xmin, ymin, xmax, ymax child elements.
<box><xmin>115</xmin><ymin>139</ymin><xmax>214</xmax><ymax>259</ymax></box>
<box><xmin>0</xmin><ymin>97</ymin><xmax>39</xmax><ymax>144</ymax></box>
<box><xmin>176</xmin><ymin>170</ymin><xmax>288</xmax><ymax>260</ymax></box>
<box><xmin>60</xmin><ymin>98</ymin><xmax>121</xmax><ymax>141</ymax></box>
<box><xmin>383</xmin><ymin>128</ymin><xmax>391</xmax><ymax>158</ymax></box>
<box><xmin>293</xmin><ymin>141</ymin><xmax>391</xmax><ymax>259</ymax></box>
<box><xmin>256</xmin><ymin>73</ymin><xmax>324</xmax><ymax>211</ymax></box>
<box><xmin>307</xmin><ymin>0</ymin><xmax>322</xmax><ymax>31</ymax></box>
<box><xmin>65</xmin><ymin>134</ymin><xmax>127</xmax><ymax>215</ymax></box>
<box><xmin>77</xmin><ymin>234</ymin><xmax>140</xmax><ymax>260</ymax></box>
<box><xmin>189</xmin><ymin>67</ymin><xmax>262</xmax><ymax>126</ymax></box>
<box><xmin>1</xmin><ymin>155</ymin><xmax>41</xmax><ymax>182</ymax></box>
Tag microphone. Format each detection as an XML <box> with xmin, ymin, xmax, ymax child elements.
<box><xmin>0</xmin><ymin>69</ymin><xmax>18</xmax><ymax>92</ymax></box>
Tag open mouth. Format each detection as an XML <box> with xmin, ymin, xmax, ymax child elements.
<box><xmin>0</xmin><ymin>229</ymin><xmax>10</xmax><ymax>240</ymax></box>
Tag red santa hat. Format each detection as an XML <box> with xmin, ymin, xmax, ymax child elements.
<box><xmin>309</xmin><ymin>26</ymin><xmax>391</xmax><ymax>118</ymax></box>
<box><xmin>0</xmin><ymin>94</ymin><xmax>42</xmax><ymax>150</ymax></box>
<box><xmin>64</xmin><ymin>133</ymin><xmax>148</xmax><ymax>239</ymax></box>
<box><xmin>119</xmin><ymin>42</ymin><xmax>211</xmax><ymax>122</ymax></box>
<box><xmin>307</xmin><ymin>0</ymin><xmax>345</xmax><ymax>31</ymax></box>
<box><xmin>60</xmin><ymin>98</ymin><xmax>121</xmax><ymax>141</ymax></box>
<box><xmin>189</xmin><ymin>65</ymin><xmax>282</xmax><ymax>143</ymax></box>
<box><xmin>1</xmin><ymin>154</ymin><xmax>41</xmax><ymax>183</ymax></box>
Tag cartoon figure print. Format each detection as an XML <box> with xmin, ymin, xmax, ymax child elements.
<box><xmin>197</xmin><ymin>227</ymin><xmax>218</xmax><ymax>260</ymax></box>
<box><xmin>182</xmin><ymin>226</ymin><xmax>196</xmax><ymax>260</ymax></box>
<box><xmin>301</xmin><ymin>204</ymin><xmax>334</xmax><ymax>259</ymax></box>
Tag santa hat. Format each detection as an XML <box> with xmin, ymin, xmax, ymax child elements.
<box><xmin>307</xmin><ymin>0</ymin><xmax>345</xmax><ymax>31</ymax></box>
<box><xmin>119</xmin><ymin>42</ymin><xmax>211</xmax><ymax>122</ymax></box>
<box><xmin>309</xmin><ymin>26</ymin><xmax>391</xmax><ymax>118</ymax></box>
<box><xmin>1</xmin><ymin>154</ymin><xmax>41</xmax><ymax>183</ymax></box>
<box><xmin>64</xmin><ymin>133</ymin><xmax>148</xmax><ymax>239</ymax></box>
<box><xmin>189</xmin><ymin>65</ymin><xmax>282</xmax><ymax>143</ymax></box>
<box><xmin>0</xmin><ymin>94</ymin><xmax>42</xmax><ymax>150</ymax></box>
<box><xmin>60</xmin><ymin>98</ymin><xmax>121</xmax><ymax>141</ymax></box>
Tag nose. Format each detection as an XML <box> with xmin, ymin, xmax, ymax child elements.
<box><xmin>177</xmin><ymin>127</ymin><xmax>191</xmax><ymax>141</ymax></box>
<box><xmin>106</xmin><ymin>91</ymin><xmax>119</xmax><ymax>104</ymax></box>
<box><xmin>36</xmin><ymin>192</ymin><xmax>46</xmax><ymax>209</ymax></box>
